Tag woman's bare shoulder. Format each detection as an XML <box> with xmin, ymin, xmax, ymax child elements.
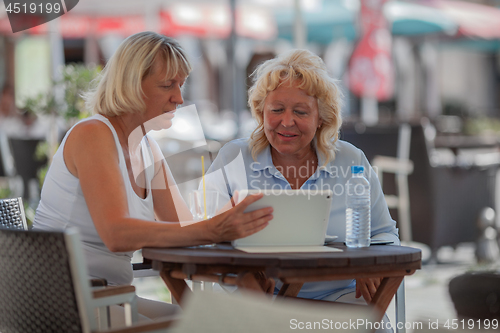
<box><xmin>65</xmin><ymin>119</ymin><xmax>119</xmax><ymax>168</ymax></box>
<box><xmin>71</xmin><ymin>118</ymin><xmax>112</xmax><ymax>135</ymax></box>
<box><xmin>67</xmin><ymin>119</ymin><xmax>116</xmax><ymax>146</ymax></box>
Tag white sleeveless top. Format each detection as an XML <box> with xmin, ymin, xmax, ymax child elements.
<box><xmin>34</xmin><ymin>115</ymin><xmax>155</xmax><ymax>286</ymax></box>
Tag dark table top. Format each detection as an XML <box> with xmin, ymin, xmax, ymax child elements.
<box><xmin>142</xmin><ymin>243</ymin><xmax>422</xmax><ymax>270</ymax></box>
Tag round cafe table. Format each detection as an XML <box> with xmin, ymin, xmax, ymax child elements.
<box><xmin>143</xmin><ymin>243</ymin><xmax>421</xmax><ymax>323</ymax></box>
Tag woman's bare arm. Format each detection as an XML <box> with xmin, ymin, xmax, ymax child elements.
<box><xmin>64</xmin><ymin>120</ymin><xmax>273</xmax><ymax>252</ymax></box>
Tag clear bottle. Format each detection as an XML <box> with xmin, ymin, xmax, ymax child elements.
<box><xmin>345</xmin><ymin>165</ymin><xmax>371</xmax><ymax>248</ymax></box>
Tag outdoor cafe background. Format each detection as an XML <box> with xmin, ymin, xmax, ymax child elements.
<box><xmin>1</xmin><ymin>0</ymin><xmax>500</xmax><ymax>257</ymax></box>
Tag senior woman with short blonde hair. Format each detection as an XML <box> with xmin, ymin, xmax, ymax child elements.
<box><xmin>204</xmin><ymin>49</ymin><xmax>399</xmax><ymax>331</ymax></box>
<box><xmin>34</xmin><ymin>31</ymin><xmax>273</xmax><ymax>327</ymax></box>
<box><xmin>248</xmin><ymin>49</ymin><xmax>342</xmax><ymax>166</ymax></box>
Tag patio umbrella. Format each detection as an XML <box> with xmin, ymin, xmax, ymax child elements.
<box><xmin>420</xmin><ymin>0</ymin><xmax>500</xmax><ymax>40</ymax></box>
<box><xmin>273</xmin><ymin>0</ymin><xmax>459</xmax><ymax>45</ymax></box>
<box><xmin>274</xmin><ymin>0</ymin><xmax>358</xmax><ymax>44</ymax></box>
<box><xmin>385</xmin><ymin>0</ymin><xmax>457</xmax><ymax>36</ymax></box>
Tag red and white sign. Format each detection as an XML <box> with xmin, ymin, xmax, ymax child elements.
<box><xmin>348</xmin><ymin>0</ymin><xmax>394</xmax><ymax>101</ymax></box>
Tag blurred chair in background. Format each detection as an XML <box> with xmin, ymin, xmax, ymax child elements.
<box><xmin>342</xmin><ymin>119</ymin><xmax>500</xmax><ymax>261</ymax></box>
<box><xmin>0</xmin><ymin>133</ymin><xmax>23</xmax><ymax>198</ymax></box>
<box><xmin>8</xmin><ymin>137</ymin><xmax>47</xmax><ymax>203</ymax></box>
<box><xmin>409</xmin><ymin>119</ymin><xmax>499</xmax><ymax>258</ymax></box>
<box><xmin>449</xmin><ymin>272</ymin><xmax>500</xmax><ymax>320</ymax></box>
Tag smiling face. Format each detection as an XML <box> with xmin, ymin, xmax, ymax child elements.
<box><xmin>141</xmin><ymin>59</ymin><xmax>186</xmax><ymax>125</ymax></box>
<box><xmin>263</xmin><ymin>80</ymin><xmax>322</xmax><ymax>159</ymax></box>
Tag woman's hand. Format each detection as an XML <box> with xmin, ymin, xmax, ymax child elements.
<box><xmin>207</xmin><ymin>193</ymin><xmax>273</xmax><ymax>243</ymax></box>
<box><xmin>355</xmin><ymin>277</ymin><xmax>382</xmax><ymax>303</ymax></box>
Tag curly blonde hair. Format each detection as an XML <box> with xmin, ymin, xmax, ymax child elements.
<box><xmin>85</xmin><ymin>31</ymin><xmax>192</xmax><ymax>117</ymax></box>
<box><xmin>248</xmin><ymin>49</ymin><xmax>342</xmax><ymax>165</ymax></box>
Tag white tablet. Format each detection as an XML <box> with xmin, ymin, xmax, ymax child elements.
<box><xmin>232</xmin><ymin>189</ymin><xmax>333</xmax><ymax>248</ymax></box>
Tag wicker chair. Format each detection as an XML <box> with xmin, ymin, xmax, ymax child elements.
<box><xmin>0</xmin><ymin>228</ymin><xmax>174</xmax><ymax>333</ymax></box>
<box><xmin>0</xmin><ymin>197</ymin><xmax>27</xmax><ymax>230</ymax></box>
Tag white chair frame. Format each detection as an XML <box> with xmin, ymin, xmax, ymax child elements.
<box><xmin>65</xmin><ymin>228</ymin><xmax>139</xmax><ymax>331</ymax></box>
<box><xmin>371</xmin><ymin>124</ymin><xmax>413</xmax><ymax>333</ymax></box>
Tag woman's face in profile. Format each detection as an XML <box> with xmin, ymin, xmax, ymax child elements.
<box><xmin>141</xmin><ymin>60</ymin><xmax>186</xmax><ymax>127</ymax></box>
<box><xmin>263</xmin><ymin>80</ymin><xmax>321</xmax><ymax>158</ymax></box>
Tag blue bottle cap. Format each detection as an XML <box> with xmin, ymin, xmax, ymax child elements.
<box><xmin>351</xmin><ymin>166</ymin><xmax>364</xmax><ymax>174</ymax></box>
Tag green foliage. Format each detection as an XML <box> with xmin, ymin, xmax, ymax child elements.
<box><xmin>21</xmin><ymin>63</ymin><xmax>101</xmax><ymax>121</ymax></box>
<box><xmin>37</xmin><ymin>164</ymin><xmax>49</xmax><ymax>189</ymax></box>
<box><xmin>34</xmin><ymin>141</ymin><xmax>50</xmax><ymax>187</ymax></box>
<box><xmin>23</xmin><ymin>201</ymin><xmax>35</xmax><ymax>229</ymax></box>
<box><xmin>62</xmin><ymin>64</ymin><xmax>101</xmax><ymax>120</ymax></box>
<box><xmin>0</xmin><ymin>186</ymin><xmax>11</xmax><ymax>199</ymax></box>
<box><xmin>442</xmin><ymin>101</ymin><xmax>468</xmax><ymax>117</ymax></box>
<box><xmin>20</xmin><ymin>64</ymin><xmax>100</xmax><ymax>189</ymax></box>
<box><xmin>464</xmin><ymin>117</ymin><xmax>500</xmax><ymax>136</ymax></box>
<box><xmin>34</xmin><ymin>141</ymin><xmax>49</xmax><ymax>161</ymax></box>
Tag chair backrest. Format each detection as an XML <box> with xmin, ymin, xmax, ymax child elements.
<box><xmin>406</xmin><ymin>121</ymin><xmax>437</xmax><ymax>246</ymax></box>
<box><xmin>8</xmin><ymin>138</ymin><xmax>47</xmax><ymax>199</ymax></box>
<box><xmin>0</xmin><ymin>228</ymin><xmax>96</xmax><ymax>333</ymax></box>
<box><xmin>340</xmin><ymin>123</ymin><xmax>400</xmax><ymax>161</ymax></box>
<box><xmin>340</xmin><ymin>123</ymin><xmax>403</xmax><ymax>217</ymax></box>
<box><xmin>0</xmin><ymin>197</ymin><xmax>28</xmax><ymax>230</ymax></box>
<box><xmin>0</xmin><ymin>136</ymin><xmax>6</xmax><ymax>178</ymax></box>
<box><xmin>170</xmin><ymin>287</ymin><xmax>375</xmax><ymax>333</ymax></box>
<box><xmin>0</xmin><ymin>133</ymin><xmax>15</xmax><ymax>178</ymax></box>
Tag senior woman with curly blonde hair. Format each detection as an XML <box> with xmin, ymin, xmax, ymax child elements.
<box><xmin>204</xmin><ymin>49</ymin><xmax>399</xmax><ymax>330</ymax></box>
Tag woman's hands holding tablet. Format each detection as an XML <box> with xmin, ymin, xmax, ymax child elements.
<box><xmin>207</xmin><ymin>193</ymin><xmax>273</xmax><ymax>243</ymax></box>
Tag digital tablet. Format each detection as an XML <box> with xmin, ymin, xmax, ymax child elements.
<box><xmin>232</xmin><ymin>189</ymin><xmax>333</xmax><ymax>248</ymax></box>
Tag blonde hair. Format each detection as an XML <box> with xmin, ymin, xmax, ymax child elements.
<box><xmin>248</xmin><ymin>49</ymin><xmax>342</xmax><ymax>165</ymax></box>
<box><xmin>85</xmin><ymin>31</ymin><xmax>192</xmax><ymax>117</ymax></box>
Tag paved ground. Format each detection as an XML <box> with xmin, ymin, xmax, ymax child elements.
<box><xmin>132</xmin><ymin>243</ymin><xmax>500</xmax><ymax>332</ymax></box>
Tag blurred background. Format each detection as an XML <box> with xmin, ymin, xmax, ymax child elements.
<box><xmin>1</xmin><ymin>0</ymin><xmax>500</xmax><ymax>329</ymax></box>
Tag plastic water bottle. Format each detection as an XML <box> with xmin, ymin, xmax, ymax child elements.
<box><xmin>345</xmin><ymin>166</ymin><xmax>371</xmax><ymax>248</ymax></box>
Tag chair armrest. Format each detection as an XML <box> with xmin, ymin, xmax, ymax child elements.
<box><xmin>93</xmin><ymin>285</ymin><xmax>135</xmax><ymax>299</ymax></box>
<box><xmin>90</xmin><ymin>278</ymin><xmax>108</xmax><ymax>287</ymax></box>
<box><xmin>91</xmin><ymin>285</ymin><xmax>138</xmax><ymax>328</ymax></box>
<box><xmin>372</xmin><ymin>156</ymin><xmax>414</xmax><ymax>175</ymax></box>
<box><xmin>94</xmin><ymin>318</ymin><xmax>177</xmax><ymax>333</ymax></box>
